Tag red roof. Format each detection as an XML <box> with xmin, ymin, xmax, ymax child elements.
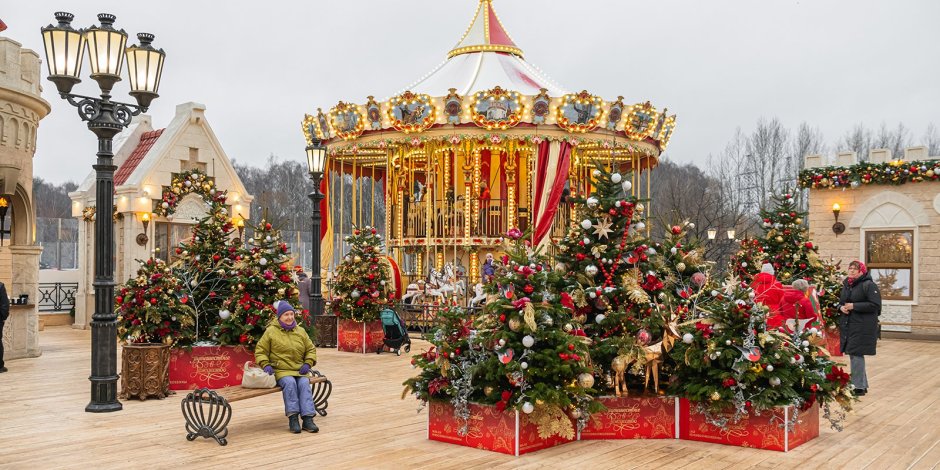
<box><xmin>114</xmin><ymin>129</ymin><xmax>164</xmax><ymax>187</ymax></box>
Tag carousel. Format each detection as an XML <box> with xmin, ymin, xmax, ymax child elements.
<box><xmin>304</xmin><ymin>0</ymin><xmax>676</xmax><ymax>305</ymax></box>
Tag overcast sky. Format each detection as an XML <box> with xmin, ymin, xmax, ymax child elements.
<box><xmin>4</xmin><ymin>0</ymin><xmax>938</xmax><ymax>185</ymax></box>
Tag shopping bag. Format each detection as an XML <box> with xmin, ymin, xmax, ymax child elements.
<box><xmin>241</xmin><ymin>361</ymin><xmax>276</xmax><ymax>389</ymax></box>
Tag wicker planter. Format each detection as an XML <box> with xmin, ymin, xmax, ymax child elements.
<box><xmin>120</xmin><ymin>343</ymin><xmax>171</xmax><ymax>400</ymax></box>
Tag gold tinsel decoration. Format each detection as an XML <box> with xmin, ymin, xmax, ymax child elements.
<box><xmin>623</xmin><ymin>269</ymin><xmax>650</xmax><ymax>304</ymax></box>
<box><xmin>523</xmin><ymin>303</ymin><xmax>538</xmax><ymax>332</ymax></box>
<box><xmin>571</xmin><ymin>289</ymin><xmax>589</xmax><ymax>308</ymax></box>
<box><xmin>529</xmin><ymin>404</ymin><xmax>575</xmax><ymax>439</ymax></box>
<box><xmin>682</xmin><ymin>248</ymin><xmax>704</xmax><ymax>267</ymax></box>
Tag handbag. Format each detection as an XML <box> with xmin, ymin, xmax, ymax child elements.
<box><xmin>241</xmin><ymin>361</ymin><xmax>276</xmax><ymax>389</ymax></box>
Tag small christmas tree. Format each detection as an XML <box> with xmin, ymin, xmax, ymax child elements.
<box><xmin>332</xmin><ymin>225</ymin><xmax>392</xmax><ymax>322</ymax></box>
<box><xmin>405</xmin><ymin>230</ymin><xmax>601</xmax><ymax>439</ymax></box>
<box><xmin>217</xmin><ymin>219</ymin><xmax>307</xmax><ymax>347</ymax></box>
<box><xmin>553</xmin><ymin>164</ymin><xmax>670</xmax><ymax>394</ymax></box>
<box><xmin>667</xmin><ymin>273</ymin><xmax>854</xmax><ymax>429</ymax></box>
<box><xmin>172</xmin><ymin>193</ymin><xmax>238</xmax><ymax>342</ymax></box>
<box><xmin>658</xmin><ymin>221</ymin><xmax>711</xmax><ymax>323</ymax></box>
<box><xmin>116</xmin><ymin>258</ymin><xmax>195</xmax><ymax>345</ymax></box>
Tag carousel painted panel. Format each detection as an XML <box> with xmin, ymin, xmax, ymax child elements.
<box><xmin>329</xmin><ymin>101</ymin><xmax>365</xmax><ymax>140</ymax></box>
<box><xmin>387</xmin><ymin>91</ymin><xmax>436</xmax><ymax>133</ymax></box>
<box><xmin>470</xmin><ymin>86</ymin><xmax>524</xmax><ymax>130</ymax></box>
<box><xmin>623</xmin><ymin>101</ymin><xmax>658</xmax><ymax>141</ymax></box>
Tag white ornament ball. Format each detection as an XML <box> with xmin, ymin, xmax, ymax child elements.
<box><xmin>635</xmin><ymin>222</ymin><xmax>646</xmax><ymax>231</ymax></box>
<box><xmin>741</xmin><ymin>262</ymin><xmax>748</xmax><ymax>267</ymax></box>
<box><xmin>766</xmin><ymin>365</ymin><xmax>774</xmax><ymax>372</ymax></box>
<box><xmin>586</xmin><ymin>197</ymin><xmax>599</xmax><ymax>208</ymax></box>
<box><xmin>769</xmin><ymin>377</ymin><xmax>781</xmax><ymax>387</ymax></box>
<box><xmin>219</xmin><ymin>309</ymin><xmax>231</xmax><ymax>320</ymax></box>
<box><xmin>498</xmin><ymin>338</ymin><xmax>506</xmax><ymax>347</ymax></box>
<box><xmin>258</xmin><ymin>258</ymin><xmax>268</xmax><ymax>266</ymax></box>
<box><xmin>195</xmin><ymin>255</ymin><xmax>201</xmax><ymax>261</ymax></box>
<box><xmin>611</xmin><ymin>173</ymin><xmax>622</xmax><ymax>183</ymax></box>
<box><xmin>592</xmin><ymin>169</ymin><xmax>602</xmax><ymax>178</ymax></box>
<box><xmin>802</xmin><ymin>340</ymin><xmax>810</xmax><ymax>347</ymax></box>
<box><xmin>583</xmin><ymin>238</ymin><xmax>591</xmax><ymax>245</ymax></box>
<box><xmin>581</xmin><ymin>219</ymin><xmax>593</xmax><ymax>230</ymax></box>
<box><xmin>647</xmin><ymin>247</ymin><xmax>656</xmax><ymax>255</ymax></box>
<box><xmin>161</xmin><ymin>202</ymin><xmax>169</xmax><ymax>209</ymax></box>
<box><xmin>351</xmin><ymin>290</ymin><xmax>360</xmax><ymax>299</ymax></box>
<box><xmin>614</xmin><ymin>200</ymin><xmax>621</xmax><ymax>207</ymax></box>
<box><xmin>588</xmin><ymin>291</ymin><xmax>597</xmax><ymax>299</ymax></box>
<box><xmin>522</xmin><ymin>402</ymin><xmax>535</xmax><ymax>414</ymax></box>
<box><xmin>670</xmin><ymin>247</ymin><xmax>678</xmax><ymax>254</ymax></box>
<box><xmin>682</xmin><ymin>333</ymin><xmax>694</xmax><ymax>344</ymax></box>
<box><xmin>595</xmin><ymin>314</ymin><xmax>606</xmax><ymax>323</ymax></box>
<box><xmin>809</xmin><ymin>327</ymin><xmax>819</xmax><ymax>335</ymax></box>
<box><xmin>265</xmin><ymin>235</ymin><xmax>271</xmax><ymax>242</ymax></box>
<box><xmin>520</xmin><ymin>361</ymin><xmax>528</xmax><ymax>370</ymax></box>
<box><xmin>585</xmin><ymin>265</ymin><xmax>598</xmax><ymax>277</ymax></box>
<box><xmin>725</xmin><ymin>340</ymin><xmax>732</xmax><ymax>346</ymax></box>
<box><xmin>621</xmin><ymin>180</ymin><xmax>632</xmax><ymax>193</ymax></box>
<box><xmin>522</xmin><ymin>335</ymin><xmax>535</xmax><ymax>348</ymax></box>
<box><xmin>711</xmin><ymin>290</ymin><xmax>719</xmax><ymax>297</ymax></box>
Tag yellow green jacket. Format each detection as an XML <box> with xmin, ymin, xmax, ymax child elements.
<box><xmin>254</xmin><ymin>322</ymin><xmax>317</xmax><ymax>381</ymax></box>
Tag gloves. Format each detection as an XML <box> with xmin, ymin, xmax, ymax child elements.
<box><xmin>263</xmin><ymin>365</ymin><xmax>274</xmax><ymax>375</ymax></box>
<box><xmin>299</xmin><ymin>363</ymin><xmax>311</xmax><ymax>375</ymax></box>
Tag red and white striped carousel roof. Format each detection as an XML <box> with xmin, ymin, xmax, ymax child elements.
<box><xmin>396</xmin><ymin>0</ymin><xmax>568</xmax><ymax>97</ymax></box>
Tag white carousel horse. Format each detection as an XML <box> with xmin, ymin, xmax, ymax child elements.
<box><xmin>468</xmin><ymin>283</ymin><xmax>486</xmax><ymax>308</ymax></box>
<box><xmin>443</xmin><ymin>263</ymin><xmax>467</xmax><ymax>297</ymax></box>
<box><xmin>401</xmin><ymin>282</ymin><xmax>424</xmax><ymax>305</ymax></box>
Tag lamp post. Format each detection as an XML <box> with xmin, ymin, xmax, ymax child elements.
<box><xmin>41</xmin><ymin>12</ymin><xmax>165</xmax><ymax>413</ymax></box>
<box><xmin>306</xmin><ymin>139</ymin><xmax>328</xmax><ymax>317</ymax></box>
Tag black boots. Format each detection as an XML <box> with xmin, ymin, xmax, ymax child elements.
<box><xmin>302</xmin><ymin>416</ymin><xmax>319</xmax><ymax>433</ymax></box>
<box><xmin>288</xmin><ymin>414</ymin><xmax>301</xmax><ymax>433</ymax></box>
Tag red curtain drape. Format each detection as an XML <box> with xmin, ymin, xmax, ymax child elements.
<box><xmin>532</xmin><ymin>140</ymin><xmax>572</xmax><ymax>246</ymax></box>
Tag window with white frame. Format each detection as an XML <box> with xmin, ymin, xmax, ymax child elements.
<box><xmin>154</xmin><ymin>222</ymin><xmax>194</xmax><ymax>264</ymax></box>
<box><xmin>864</xmin><ymin>230</ymin><xmax>914</xmax><ymax>301</ymax></box>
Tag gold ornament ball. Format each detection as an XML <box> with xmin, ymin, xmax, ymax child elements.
<box><xmin>354</xmin><ymin>255</ymin><xmax>362</xmax><ymax>263</ymax></box>
<box><xmin>577</xmin><ymin>372</ymin><xmax>595</xmax><ymax>389</ymax></box>
<box><xmin>508</xmin><ymin>317</ymin><xmax>522</xmax><ymax>332</ymax></box>
<box><xmin>775</xmin><ymin>236</ymin><xmax>784</xmax><ymax>243</ymax></box>
<box><xmin>795</xmin><ymin>218</ymin><xmax>803</xmax><ymax>224</ymax></box>
<box><xmin>676</xmin><ymin>262</ymin><xmax>686</xmax><ymax>272</ymax></box>
<box><xmin>635</xmin><ymin>203</ymin><xmax>646</xmax><ymax>214</ymax></box>
<box><xmin>563</xmin><ymin>323</ymin><xmax>573</xmax><ymax>332</ymax></box>
<box><xmin>483</xmin><ymin>385</ymin><xmax>495</xmax><ymax>397</ymax></box>
<box><xmin>710</xmin><ymin>391</ymin><xmax>721</xmax><ymax>401</ymax></box>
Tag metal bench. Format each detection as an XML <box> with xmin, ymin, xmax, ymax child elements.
<box><xmin>181</xmin><ymin>371</ymin><xmax>332</xmax><ymax>446</ymax></box>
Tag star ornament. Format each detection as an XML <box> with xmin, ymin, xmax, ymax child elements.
<box><xmin>592</xmin><ymin>217</ymin><xmax>614</xmax><ymax>239</ymax></box>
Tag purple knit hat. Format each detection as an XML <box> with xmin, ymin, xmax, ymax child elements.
<box><xmin>276</xmin><ymin>301</ymin><xmax>295</xmax><ymax>318</ymax></box>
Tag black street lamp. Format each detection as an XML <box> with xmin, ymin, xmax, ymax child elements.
<box><xmin>41</xmin><ymin>12</ymin><xmax>166</xmax><ymax>413</ymax></box>
<box><xmin>306</xmin><ymin>139</ymin><xmax>328</xmax><ymax>317</ymax></box>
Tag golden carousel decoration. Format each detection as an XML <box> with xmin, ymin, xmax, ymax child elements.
<box><xmin>304</xmin><ymin>0</ymin><xmax>677</xmax><ymax>303</ymax></box>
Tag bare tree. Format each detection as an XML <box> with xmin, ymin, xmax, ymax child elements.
<box><xmin>923</xmin><ymin>123</ymin><xmax>940</xmax><ymax>156</ymax></box>
<box><xmin>839</xmin><ymin>123</ymin><xmax>873</xmax><ymax>162</ymax></box>
<box><xmin>872</xmin><ymin>122</ymin><xmax>912</xmax><ymax>159</ymax></box>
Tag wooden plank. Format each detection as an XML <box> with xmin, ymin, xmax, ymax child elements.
<box><xmin>0</xmin><ymin>327</ymin><xmax>937</xmax><ymax>467</ymax></box>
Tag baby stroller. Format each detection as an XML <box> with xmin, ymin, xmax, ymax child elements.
<box><xmin>377</xmin><ymin>308</ymin><xmax>412</xmax><ymax>356</ymax></box>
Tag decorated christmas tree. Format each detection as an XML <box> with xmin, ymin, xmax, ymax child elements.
<box><xmin>405</xmin><ymin>230</ymin><xmax>601</xmax><ymax>438</ymax></box>
<box><xmin>729</xmin><ymin>191</ymin><xmax>844</xmax><ymax>331</ymax></box>
<box><xmin>667</xmin><ymin>273</ymin><xmax>854</xmax><ymax>429</ymax></box>
<box><xmin>553</xmin><ymin>164</ymin><xmax>670</xmax><ymax>394</ymax></box>
<box><xmin>116</xmin><ymin>257</ymin><xmax>195</xmax><ymax>346</ymax></box>
<box><xmin>331</xmin><ymin>225</ymin><xmax>392</xmax><ymax>322</ymax></box>
<box><xmin>172</xmin><ymin>195</ymin><xmax>239</xmax><ymax>343</ymax></box>
<box><xmin>217</xmin><ymin>219</ymin><xmax>308</xmax><ymax>346</ymax></box>
<box><xmin>658</xmin><ymin>221</ymin><xmax>711</xmax><ymax>323</ymax></box>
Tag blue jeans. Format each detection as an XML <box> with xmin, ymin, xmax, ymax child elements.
<box><xmin>278</xmin><ymin>376</ymin><xmax>315</xmax><ymax>417</ymax></box>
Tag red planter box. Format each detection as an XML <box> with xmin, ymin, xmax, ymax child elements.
<box><xmin>168</xmin><ymin>345</ymin><xmax>256</xmax><ymax>390</ymax></box>
<box><xmin>679</xmin><ymin>398</ymin><xmax>819</xmax><ymax>452</ymax></box>
<box><xmin>337</xmin><ymin>319</ymin><xmax>384</xmax><ymax>353</ymax></box>
<box><xmin>825</xmin><ymin>327</ymin><xmax>843</xmax><ymax>356</ymax></box>
<box><xmin>579</xmin><ymin>395</ymin><xmax>678</xmax><ymax>440</ymax></box>
<box><xmin>428</xmin><ymin>400</ymin><xmax>574</xmax><ymax>456</ymax></box>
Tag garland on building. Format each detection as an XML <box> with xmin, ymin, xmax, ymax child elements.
<box><xmin>331</xmin><ymin>226</ymin><xmax>393</xmax><ymax>322</ymax></box>
<box><xmin>798</xmin><ymin>159</ymin><xmax>940</xmax><ymax>189</ymax></box>
<box><xmin>153</xmin><ymin>169</ymin><xmax>225</xmax><ymax>217</ymax></box>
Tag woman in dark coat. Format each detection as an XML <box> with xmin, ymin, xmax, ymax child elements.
<box><xmin>838</xmin><ymin>260</ymin><xmax>881</xmax><ymax>396</ymax></box>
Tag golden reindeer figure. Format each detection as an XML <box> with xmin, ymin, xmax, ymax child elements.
<box><xmin>642</xmin><ymin>314</ymin><xmax>682</xmax><ymax>395</ymax></box>
<box><xmin>610</xmin><ymin>354</ymin><xmax>630</xmax><ymax>397</ymax></box>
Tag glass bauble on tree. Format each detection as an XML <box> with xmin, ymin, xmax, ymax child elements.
<box><xmin>331</xmin><ymin>225</ymin><xmax>392</xmax><ymax>322</ymax></box>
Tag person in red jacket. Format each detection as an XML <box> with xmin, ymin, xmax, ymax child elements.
<box><xmin>771</xmin><ymin>279</ymin><xmax>818</xmax><ymax>333</ymax></box>
<box><xmin>751</xmin><ymin>263</ymin><xmax>784</xmax><ymax>316</ymax></box>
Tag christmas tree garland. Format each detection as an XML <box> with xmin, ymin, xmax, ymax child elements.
<box><xmin>798</xmin><ymin>159</ymin><xmax>940</xmax><ymax>189</ymax></box>
<box><xmin>153</xmin><ymin>169</ymin><xmax>226</xmax><ymax>217</ymax></box>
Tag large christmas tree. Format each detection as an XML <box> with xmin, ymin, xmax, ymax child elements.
<box><xmin>405</xmin><ymin>230</ymin><xmax>601</xmax><ymax>439</ymax></box>
<box><xmin>729</xmin><ymin>191</ymin><xmax>844</xmax><ymax>330</ymax></box>
<box><xmin>553</xmin><ymin>164</ymin><xmax>670</xmax><ymax>394</ymax></box>
<box><xmin>331</xmin><ymin>225</ymin><xmax>392</xmax><ymax>322</ymax></box>
<box><xmin>217</xmin><ymin>219</ymin><xmax>307</xmax><ymax>346</ymax></box>
<box><xmin>116</xmin><ymin>257</ymin><xmax>195</xmax><ymax>346</ymax></box>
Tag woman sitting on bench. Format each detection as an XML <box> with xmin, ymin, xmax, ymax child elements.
<box><xmin>255</xmin><ymin>301</ymin><xmax>319</xmax><ymax>433</ymax></box>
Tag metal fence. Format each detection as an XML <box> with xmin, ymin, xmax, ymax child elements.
<box><xmin>37</xmin><ymin>282</ymin><xmax>78</xmax><ymax>313</ymax></box>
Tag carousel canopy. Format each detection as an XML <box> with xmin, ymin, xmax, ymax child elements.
<box><xmin>399</xmin><ymin>0</ymin><xmax>567</xmax><ymax>97</ymax></box>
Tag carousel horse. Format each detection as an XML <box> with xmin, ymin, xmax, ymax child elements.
<box><xmin>443</xmin><ymin>263</ymin><xmax>467</xmax><ymax>298</ymax></box>
<box><xmin>401</xmin><ymin>282</ymin><xmax>424</xmax><ymax>305</ymax></box>
<box><xmin>468</xmin><ymin>283</ymin><xmax>486</xmax><ymax>308</ymax></box>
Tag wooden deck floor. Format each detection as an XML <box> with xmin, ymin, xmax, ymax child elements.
<box><xmin>1</xmin><ymin>327</ymin><xmax>939</xmax><ymax>469</ymax></box>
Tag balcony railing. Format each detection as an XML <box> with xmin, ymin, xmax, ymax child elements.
<box><xmin>37</xmin><ymin>282</ymin><xmax>78</xmax><ymax>313</ymax></box>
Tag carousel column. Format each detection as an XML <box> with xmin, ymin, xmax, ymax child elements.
<box><xmin>506</xmin><ymin>145</ymin><xmax>518</xmax><ymax>231</ymax></box>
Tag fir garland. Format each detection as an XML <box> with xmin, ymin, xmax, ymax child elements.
<box><xmin>799</xmin><ymin>159</ymin><xmax>940</xmax><ymax>189</ymax></box>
